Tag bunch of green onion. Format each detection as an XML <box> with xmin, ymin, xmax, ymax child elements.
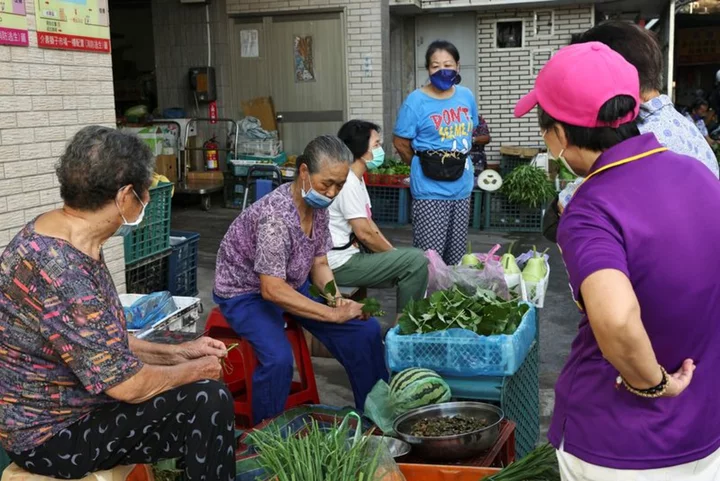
<box><xmin>249</xmin><ymin>412</ymin><xmax>385</xmax><ymax>481</ymax></box>
<box><xmin>485</xmin><ymin>443</ymin><xmax>560</xmax><ymax>481</ymax></box>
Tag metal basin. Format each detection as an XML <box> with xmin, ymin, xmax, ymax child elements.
<box><xmin>366</xmin><ymin>436</ymin><xmax>411</xmax><ymax>458</ymax></box>
<box><xmin>393</xmin><ymin>402</ymin><xmax>504</xmax><ymax>462</ymax></box>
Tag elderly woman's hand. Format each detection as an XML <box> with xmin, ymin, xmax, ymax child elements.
<box><xmin>332</xmin><ymin>298</ymin><xmax>365</xmax><ymax>323</ymax></box>
<box><xmin>179</xmin><ymin>337</ymin><xmax>228</xmax><ymax>361</ymax></box>
<box><xmin>663</xmin><ymin>359</ymin><xmax>696</xmax><ymax>398</ymax></box>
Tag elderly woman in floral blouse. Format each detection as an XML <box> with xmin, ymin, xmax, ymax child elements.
<box><xmin>214</xmin><ymin>135</ymin><xmax>388</xmax><ymax>425</ymax></box>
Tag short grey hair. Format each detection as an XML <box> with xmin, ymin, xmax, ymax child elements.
<box><xmin>57</xmin><ymin>126</ymin><xmax>154</xmax><ymax>211</ymax></box>
<box><xmin>297</xmin><ymin>135</ymin><xmax>353</xmax><ymax>173</ymax></box>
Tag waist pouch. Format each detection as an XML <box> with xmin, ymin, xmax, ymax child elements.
<box><xmin>416</xmin><ymin>150</ymin><xmax>467</xmax><ymax>181</ymax></box>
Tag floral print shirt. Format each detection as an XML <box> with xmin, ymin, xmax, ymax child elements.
<box><xmin>0</xmin><ymin>222</ymin><xmax>143</xmax><ymax>453</ymax></box>
<box><xmin>214</xmin><ymin>182</ymin><xmax>333</xmax><ymax>299</ymax></box>
<box><xmin>469</xmin><ymin>115</ymin><xmax>490</xmax><ymax>171</ymax></box>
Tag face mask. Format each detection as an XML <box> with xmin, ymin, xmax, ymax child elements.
<box><xmin>113</xmin><ymin>190</ymin><xmax>147</xmax><ymax>237</ymax></box>
<box><xmin>429</xmin><ymin>69</ymin><xmax>460</xmax><ymax>91</ymax></box>
<box><xmin>543</xmin><ymin>131</ymin><xmax>578</xmax><ymax>177</ymax></box>
<box><xmin>301</xmin><ymin>176</ymin><xmax>334</xmax><ymax>209</ymax></box>
<box><xmin>365</xmin><ymin>147</ymin><xmax>385</xmax><ymax>170</ymax></box>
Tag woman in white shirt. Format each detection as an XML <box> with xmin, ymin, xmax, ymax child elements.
<box><xmin>328</xmin><ymin>120</ymin><xmax>428</xmax><ymax>316</ymax></box>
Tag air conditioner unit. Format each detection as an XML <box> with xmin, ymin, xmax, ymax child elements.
<box><xmin>180</xmin><ymin>0</ymin><xmax>209</xmax><ymax>4</ymax></box>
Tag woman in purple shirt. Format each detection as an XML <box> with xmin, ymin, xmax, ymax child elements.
<box><xmin>515</xmin><ymin>43</ymin><xmax>720</xmax><ymax>479</ymax></box>
<box><xmin>214</xmin><ymin>135</ymin><xmax>388</xmax><ymax>425</ymax></box>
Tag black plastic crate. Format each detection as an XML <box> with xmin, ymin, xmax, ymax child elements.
<box><xmin>367</xmin><ymin>186</ymin><xmax>410</xmax><ymax>224</ymax></box>
<box><xmin>168</xmin><ymin>231</ymin><xmax>200</xmax><ymax>297</ymax></box>
<box><xmin>483</xmin><ymin>192</ymin><xmax>544</xmax><ymax>233</ymax></box>
<box><xmin>125</xmin><ymin>249</ymin><xmax>171</xmax><ymax>294</ymax></box>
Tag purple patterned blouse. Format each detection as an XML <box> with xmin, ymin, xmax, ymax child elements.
<box><xmin>214</xmin><ymin>183</ymin><xmax>334</xmax><ymax>299</ymax></box>
<box><xmin>0</xmin><ymin>222</ymin><xmax>143</xmax><ymax>453</ymax></box>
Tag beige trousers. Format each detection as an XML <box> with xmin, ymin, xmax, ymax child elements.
<box><xmin>557</xmin><ymin>444</ymin><xmax>720</xmax><ymax>481</ymax></box>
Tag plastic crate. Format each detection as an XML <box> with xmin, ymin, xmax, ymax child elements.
<box><xmin>442</xmin><ymin>341</ymin><xmax>539</xmax><ymax>459</ymax></box>
<box><xmin>470</xmin><ymin>189</ymin><xmax>483</xmax><ymax>229</ymax></box>
<box><xmin>386</xmin><ymin>304</ymin><xmax>536</xmax><ymax>377</ymax></box>
<box><xmin>236</xmin><ymin>138</ymin><xmax>283</xmax><ymax>157</ymax></box>
<box><xmin>367</xmin><ymin>186</ymin><xmax>410</xmax><ymax>224</ymax></box>
<box><xmin>499</xmin><ymin>155</ymin><xmax>533</xmax><ymax>176</ymax></box>
<box><xmin>483</xmin><ymin>192</ymin><xmax>544</xmax><ymax>233</ymax></box>
<box><xmin>168</xmin><ymin>230</ymin><xmax>199</xmax><ymax>297</ymax></box>
<box><xmin>121</xmin><ymin>294</ymin><xmax>202</xmax><ymax>338</ymax></box>
<box><xmin>123</xmin><ymin>182</ymin><xmax>172</xmax><ymax>264</ymax></box>
<box><xmin>125</xmin><ymin>249</ymin><xmax>170</xmax><ymax>294</ymax></box>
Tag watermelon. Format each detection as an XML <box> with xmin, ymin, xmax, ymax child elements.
<box><xmin>389</xmin><ymin>368</ymin><xmax>451</xmax><ymax>412</ymax></box>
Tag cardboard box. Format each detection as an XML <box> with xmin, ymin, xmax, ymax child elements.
<box><xmin>187</xmin><ymin>171</ymin><xmax>224</xmax><ymax>182</ymax></box>
<box><xmin>155</xmin><ymin>155</ymin><xmax>178</xmax><ymax>184</ymax></box>
<box><xmin>500</xmin><ymin>145</ymin><xmax>541</xmax><ymax>158</ymax></box>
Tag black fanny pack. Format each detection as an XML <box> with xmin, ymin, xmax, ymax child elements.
<box><xmin>332</xmin><ymin>233</ymin><xmax>372</xmax><ymax>254</ymax></box>
<box><xmin>416</xmin><ymin>150</ymin><xmax>468</xmax><ymax>181</ymax></box>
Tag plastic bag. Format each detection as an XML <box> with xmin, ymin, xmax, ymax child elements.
<box><xmin>426</xmin><ymin>245</ymin><xmax>511</xmax><ymax>300</ymax></box>
<box><xmin>371</xmin><ymin>439</ymin><xmax>406</xmax><ymax>481</ymax></box>
<box><xmin>124</xmin><ymin>292</ymin><xmax>177</xmax><ymax>330</ymax></box>
<box><xmin>364</xmin><ymin>380</ymin><xmax>396</xmax><ymax>435</ymax></box>
<box><xmin>516</xmin><ymin>250</ymin><xmax>551</xmax><ymax>308</ymax></box>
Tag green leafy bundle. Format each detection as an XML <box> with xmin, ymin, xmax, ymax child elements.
<box><xmin>310</xmin><ymin>281</ymin><xmax>386</xmax><ymax>317</ymax></box>
<box><xmin>485</xmin><ymin>443</ymin><xmax>560</xmax><ymax>481</ymax></box>
<box><xmin>398</xmin><ymin>285</ymin><xmax>529</xmax><ymax>336</ymax></box>
<box><xmin>370</xmin><ymin>157</ymin><xmax>411</xmax><ymax>175</ymax></box>
<box><xmin>501</xmin><ymin>164</ymin><xmax>556</xmax><ymax>208</ymax></box>
<box><xmin>249</xmin><ymin>413</ymin><xmax>384</xmax><ymax>481</ymax></box>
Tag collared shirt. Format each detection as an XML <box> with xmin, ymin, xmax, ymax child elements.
<box><xmin>550</xmin><ymin>133</ymin><xmax>720</xmax><ymax>469</ymax></box>
<box><xmin>214</xmin><ymin>183</ymin><xmax>333</xmax><ymax>299</ymax></box>
<box><xmin>558</xmin><ymin>95</ymin><xmax>719</xmax><ymax>209</ymax></box>
<box><xmin>0</xmin><ymin>222</ymin><xmax>143</xmax><ymax>453</ymax></box>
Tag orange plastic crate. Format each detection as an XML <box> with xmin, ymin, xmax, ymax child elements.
<box><xmin>399</xmin><ymin>463</ymin><xmax>501</xmax><ymax>481</ymax></box>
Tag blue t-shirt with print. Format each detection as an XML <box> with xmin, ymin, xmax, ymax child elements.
<box><xmin>394</xmin><ymin>85</ymin><xmax>477</xmax><ymax>200</ymax></box>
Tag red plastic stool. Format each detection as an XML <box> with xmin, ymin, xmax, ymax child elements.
<box><xmin>205</xmin><ymin>307</ymin><xmax>320</xmax><ymax>427</ymax></box>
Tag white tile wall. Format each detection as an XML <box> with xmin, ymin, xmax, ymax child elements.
<box><xmin>0</xmin><ymin>0</ymin><xmax>126</xmax><ymax>291</ymax></box>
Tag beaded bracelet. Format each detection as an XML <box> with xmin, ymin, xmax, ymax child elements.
<box><xmin>615</xmin><ymin>366</ymin><xmax>669</xmax><ymax>398</ymax></box>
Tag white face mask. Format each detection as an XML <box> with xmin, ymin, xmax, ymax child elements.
<box><xmin>543</xmin><ymin>131</ymin><xmax>578</xmax><ymax>177</ymax></box>
<box><xmin>113</xmin><ymin>189</ymin><xmax>147</xmax><ymax>237</ymax></box>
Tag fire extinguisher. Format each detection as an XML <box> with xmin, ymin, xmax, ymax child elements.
<box><xmin>204</xmin><ymin>136</ymin><xmax>219</xmax><ymax>171</ymax></box>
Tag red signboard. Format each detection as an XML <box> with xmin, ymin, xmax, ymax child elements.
<box><xmin>209</xmin><ymin>101</ymin><xmax>218</xmax><ymax>124</ymax></box>
<box><xmin>38</xmin><ymin>32</ymin><xmax>110</xmax><ymax>52</ymax></box>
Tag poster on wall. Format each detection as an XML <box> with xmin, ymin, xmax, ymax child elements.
<box><xmin>240</xmin><ymin>29</ymin><xmax>259</xmax><ymax>58</ymax></box>
<box><xmin>294</xmin><ymin>35</ymin><xmax>315</xmax><ymax>82</ymax></box>
<box><xmin>678</xmin><ymin>27</ymin><xmax>720</xmax><ymax>65</ymax></box>
<box><xmin>34</xmin><ymin>0</ymin><xmax>110</xmax><ymax>53</ymax></box>
<box><xmin>0</xmin><ymin>0</ymin><xmax>29</xmax><ymax>46</ymax></box>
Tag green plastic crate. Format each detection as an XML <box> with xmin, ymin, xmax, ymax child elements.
<box><xmin>483</xmin><ymin>192</ymin><xmax>543</xmax><ymax>233</ymax></box>
<box><xmin>123</xmin><ymin>182</ymin><xmax>172</xmax><ymax>264</ymax></box>
<box><xmin>470</xmin><ymin>189</ymin><xmax>483</xmax><ymax>229</ymax></box>
<box><xmin>500</xmin><ymin>154</ymin><xmax>533</xmax><ymax>176</ymax></box>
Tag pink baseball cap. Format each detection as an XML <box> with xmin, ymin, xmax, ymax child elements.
<box><xmin>514</xmin><ymin>42</ymin><xmax>640</xmax><ymax>128</ymax></box>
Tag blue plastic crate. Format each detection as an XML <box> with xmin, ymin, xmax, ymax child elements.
<box><xmin>385</xmin><ymin>304</ymin><xmax>536</xmax><ymax>377</ymax></box>
<box><xmin>168</xmin><ymin>230</ymin><xmax>199</xmax><ymax>297</ymax></box>
<box><xmin>367</xmin><ymin>186</ymin><xmax>410</xmax><ymax>224</ymax></box>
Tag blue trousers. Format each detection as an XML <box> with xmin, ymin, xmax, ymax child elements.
<box><xmin>214</xmin><ymin>283</ymin><xmax>388</xmax><ymax>425</ymax></box>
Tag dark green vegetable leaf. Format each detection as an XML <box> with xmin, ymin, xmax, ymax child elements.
<box><xmin>309</xmin><ymin>285</ymin><xmax>323</xmax><ymax>300</ymax></box>
<box><xmin>324</xmin><ymin>281</ymin><xmax>337</xmax><ymax>298</ymax></box>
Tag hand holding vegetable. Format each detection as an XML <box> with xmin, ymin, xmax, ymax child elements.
<box><xmin>311</xmin><ymin>281</ymin><xmax>386</xmax><ymax>321</ymax></box>
<box><xmin>331</xmin><ymin>300</ymin><xmax>365</xmax><ymax>324</ymax></box>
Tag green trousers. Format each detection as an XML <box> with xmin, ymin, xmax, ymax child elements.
<box><xmin>333</xmin><ymin>247</ymin><xmax>429</xmax><ymax>313</ymax></box>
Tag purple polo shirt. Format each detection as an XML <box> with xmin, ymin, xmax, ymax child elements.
<box><xmin>551</xmin><ymin>133</ymin><xmax>720</xmax><ymax>469</ymax></box>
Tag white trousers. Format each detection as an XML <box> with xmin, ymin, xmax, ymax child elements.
<box><xmin>557</xmin><ymin>445</ymin><xmax>720</xmax><ymax>481</ymax></box>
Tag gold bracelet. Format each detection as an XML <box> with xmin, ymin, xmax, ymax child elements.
<box><xmin>618</xmin><ymin>366</ymin><xmax>669</xmax><ymax>398</ymax></box>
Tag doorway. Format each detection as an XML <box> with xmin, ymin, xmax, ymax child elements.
<box><xmin>231</xmin><ymin>13</ymin><xmax>347</xmax><ymax>155</ymax></box>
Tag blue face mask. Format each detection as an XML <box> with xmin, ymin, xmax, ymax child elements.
<box><xmin>113</xmin><ymin>189</ymin><xmax>147</xmax><ymax>237</ymax></box>
<box><xmin>301</xmin><ymin>176</ymin><xmax>334</xmax><ymax>209</ymax></box>
<box><xmin>430</xmin><ymin>69</ymin><xmax>461</xmax><ymax>91</ymax></box>
<box><xmin>365</xmin><ymin>147</ymin><xmax>385</xmax><ymax>170</ymax></box>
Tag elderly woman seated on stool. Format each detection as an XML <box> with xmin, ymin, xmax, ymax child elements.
<box><xmin>213</xmin><ymin>135</ymin><xmax>389</xmax><ymax>426</ymax></box>
<box><xmin>0</xmin><ymin>126</ymin><xmax>235</xmax><ymax>481</ymax></box>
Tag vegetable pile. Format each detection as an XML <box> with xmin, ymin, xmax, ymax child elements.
<box><xmin>486</xmin><ymin>443</ymin><xmax>560</xmax><ymax>481</ymax></box>
<box><xmin>369</xmin><ymin>157</ymin><xmax>410</xmax><ymax>176</ymax></box>
<box><xmin>310</xmin><ymin>281</ymin><xmax>386</xmax><ymax>317</ymax></box>
<box><xmin>501</xmin><ymin>164</ymin><xmax>556</xmax><ymax>208</ymax></box>
<box><xmin>249</xmin><ymin>413</ymin><xmax>385</xmax><ymax>481</ymax></box>
<box><xmin>410</xmin><ymin>415</ymin><xmax>488</xmax><ymax>437</ymax></box>
<box><xmin>398</xmin><ymin>286</ymin><xmax>529</xmax><ymax>336</ymax></box>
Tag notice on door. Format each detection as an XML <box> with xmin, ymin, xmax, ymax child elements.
<box><xmin>240</xmin><ymin>29</ymin><xmax>259</xmax><ymax>58</ymax></box>
<box><xmin>35</xmin><ymin>0</ymin><xmax>111</xmax><ymax>53</ymax></box>
<box><xmin>0</xmin><ymin>0</ymin><xmax>29</xmax><ymax>47</ymax></box>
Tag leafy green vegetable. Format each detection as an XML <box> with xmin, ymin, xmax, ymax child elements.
<box><xmin>397</xmin><ymin>285</ymin><xmax>529</xmax><ymax>336</ymax></box>
<box><xmin>369</xmin><ymin>157</ymin><xmax>411</xmax><ymax>175</ymax></box>
<box><xmin>501</xmin><ymin>164</ymin><xmax>556</xmax><ymax>208</ymax></box>
<box><xmin>554</xmin><ymin>158</ymin><xmax>577</xmax><ymax>181</ymax></box>
<box><xmin>249</xmin><ymin>412</ymin><xmax>384</xmax><ymax>481</ymax></box>
<box><xmin>486</xmin><ymin>443</ymin><xmax>560</xmax><ymax>481</ymax></box>
<box><xmin>310</xmin><ymin>281</ymin><xmax>386</xmax><ymax>317</ymax></box>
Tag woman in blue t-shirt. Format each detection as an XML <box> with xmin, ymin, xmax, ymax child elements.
<box><xmin>393</xmin><ymin>40</ymin><xmax>477</xmax><ymax>266</ymax></box>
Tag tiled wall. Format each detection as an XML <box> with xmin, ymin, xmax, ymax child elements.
<box><xmin>0</xmin><ymin>0</ymin><xmax>125</xmax><ymax>290</ymax></box>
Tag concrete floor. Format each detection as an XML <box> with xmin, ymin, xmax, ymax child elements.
<box><xmin>170</xmin><ymin>194</ymin><xmax>579</xmax><ymax>441</ymax></box>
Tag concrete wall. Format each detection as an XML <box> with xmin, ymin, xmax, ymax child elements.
<box><xmin>151</xmin><ymin>0</ymin><xmax>233</xmax><ymax>118</ymax></box>
<box><xmin>225</xmin><ymin>0</ymin><xmax>387</xmax><ymax>130</ymax></box>
<box><xmin>0</xmin><ymin>0</ymin><xmax>126</xmax><ymax>291</ymax></box>
<box><xmin>477</xmin><ymin>4</ymin><xmax>594</xmax><ymax>160</ymax></box>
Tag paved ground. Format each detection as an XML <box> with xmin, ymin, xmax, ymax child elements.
<box><xmin>170</xmin><ymin>194</ymin><xmax>579</xmax><ymax>441</ymax></box>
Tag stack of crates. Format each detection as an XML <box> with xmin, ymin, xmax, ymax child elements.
<box><xmin>124</xmin><ymin>183</ymin><xmax>173</xmax><ymax>294</ymax></box>
<box><xmin>168</xmin><ymin>231</ymin><xmax>200</xmax><ymax>297</ymax></box>
<box><xmin>483</xmin><ymin>146</ymin><xmax>544</xmax><ymax>233</ymax></box>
